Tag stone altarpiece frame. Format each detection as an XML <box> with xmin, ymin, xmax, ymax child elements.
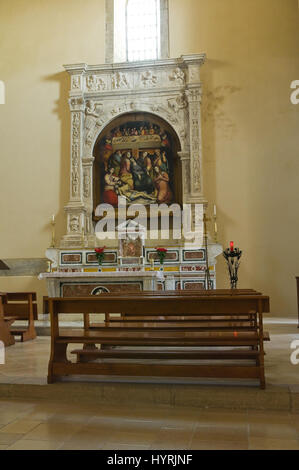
<box><xmin>60</xmin><ymin>54</ymin><xmax>207</xmax><ymax>249</ymax></box>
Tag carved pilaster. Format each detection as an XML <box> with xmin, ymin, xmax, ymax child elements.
<box><xmin>61</xmin><ymin>96</ymin><xmax>87</xmax><ymax>248</ymax></box>
<box><xmin>177</xmin><ymin>151</ymin><xmax>191</xmax><ymax>199</ymax></box>
<box><xmin>82</xmin><ymin>157</ymin><xmax>95</xmax><ymax>245</ymax></box>
<box><xmin>186</xmin><ymin>87</ymin><xmax>204</xmax><ymax>201</ymax></box>
<box><xmin>69</xmin><ymin>97</ymin><xmax>85</xmax><ymax>202</ymax></box>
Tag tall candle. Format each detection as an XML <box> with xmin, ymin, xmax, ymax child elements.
<box><xmin>214</xmin><ymin>205</ymin><xmax>217</xmax><ymax>217</ymax></box>
<box><xmin>52</xmin><ymin>215</ymin><xmax>55</xmax><ymax>223</ymax></box>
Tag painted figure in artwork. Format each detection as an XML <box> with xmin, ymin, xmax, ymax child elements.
<box><xmin>108</xmin><ymin>150</ymin><xmax>122</xmax><ymax>176</ymax></box>
<box><xmin>97</xmin><ymin>119</ymin><xmax>176</xmax><ymax>207</ymax></box>
<box><xmin>120</xmin><ymin>152</ymin><xmax>134</xmax><ymax>190</ymax></box>
<box><xmin>103</xmin><ymin>168</ymin><xmax>121</xmax><ymax>206</ymax></box>
<box><xmin>154</xmin><ymin>166</ymin><xmax>173</xmax><ymax>204</ymax></box>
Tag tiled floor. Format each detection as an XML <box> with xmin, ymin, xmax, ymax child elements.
<box><xmin>0</xmin><ymin>398</ymin><xmax>299</xmax><ymax>450</ymax></box>
<box><xmin>0</xmin><ymin>317</ymin><xmax>299</xmax><ymax>450</ymax></box>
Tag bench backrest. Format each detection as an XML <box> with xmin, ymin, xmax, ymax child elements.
<box><xmin>48</xmin><ymin>291</ymin><xmax>270</xmax><ymax>317</ymax></box>
<box><xmin>2</xmin><ymin>292</ymin><xmax>38</xmax><ymax>320</ymax></box>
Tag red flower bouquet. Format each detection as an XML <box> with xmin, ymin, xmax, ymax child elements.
<box><xmin>155</xmin><ymin>247</ymin><xmax>168</xmax><ymax>265</ymax></box>
<box><xmin>95</xmin><ymin>247</ymin><xmax>106</xmax><ymax>265</ymax></box>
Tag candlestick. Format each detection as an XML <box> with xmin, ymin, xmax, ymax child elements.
<box><xmin>81</xmin><ymin>227</ymin><xmax>85</xmax><ymax>248</ymax></box>
<box><xmin>212</xmin><ymin>206</ymin><xmax>218</xmax><ymax>243</ymax></box>
<box><xmin>50</xmin><ymin>216</ymin><xmax>56</xmax><ymax>248</ymax></box>
<box><xmin>223</xmin><ymin>244</ymin><xmax>242</xmax><ymax>289</ymax></box>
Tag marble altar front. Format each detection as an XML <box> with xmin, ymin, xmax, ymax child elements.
<box><xmin>40</xmin><ymin>244</ymin><xmax>222</xmax><ymax>296</ymax></box>
<box><xmin>39</xmin><ymin>271</ymin><xmax>162</xmax><ymax>297</ymax></box>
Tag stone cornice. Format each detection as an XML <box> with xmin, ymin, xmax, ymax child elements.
<box><xmin>64</xmin><ymin>54</ymin><xmax>206</xmax><ymax>75</ymax></box>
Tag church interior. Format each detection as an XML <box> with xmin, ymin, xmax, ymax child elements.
<box><xmin>0</xmin><ymin>0</ymin><xmax>299</xmax><ymax>452</ymax></box>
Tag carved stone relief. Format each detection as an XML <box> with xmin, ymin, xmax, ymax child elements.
<box><xmin>71</xmin><ymin>112</ymin><xmax>81</xmax><ymax>199</ymax></box>
<box><xmin>141</xmin><ymin>71</ymin><xmax>158</xmax><ymax>87</ymax></box>
<box><xmin>72</xmin><ymin>75</ymin><xmax>81</xmax><ymax>90</ymax></box>
<box><xmin>69</xmin><ymin>215</ymin><xmax>80</xmax><ymax>233</ymax></box>
<box><xmin>83</xmin><ymin>170</ymin><xmax>90</xmax><ymax>199</ymax></box>
<box><xmin>112</xmin><ymin>72</ymin><xmax>130</xmax><ymax>89</ymax></box>
<box><xmin>62</xmin><ymin>55</ymin><xmax>206</xmax><ymax>247</ymax></box>
<box><xmin>169</xmin><ymin>67</ymin><xmax>185</xmax><ymax>86</ymax></box>
<box><xmin>86</xmin><ymin>75</ymin><xmax>106</xmax><ymax>91</ymax></box>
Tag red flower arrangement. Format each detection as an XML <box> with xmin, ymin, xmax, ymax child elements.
<box><xmin>95</xmin><ymin>247</ymin><xmax>106</xmax><ymax>265</ymax></box>
<box><xmin>155</xmin><ymin>247</ymin><xmax>168</xmax><ymax>265</ymax></box>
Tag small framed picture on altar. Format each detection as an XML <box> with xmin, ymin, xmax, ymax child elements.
<box><xmin>119</xmin><ymin>237</ymin><xmax>143</xmax><ymax>259</ymax></box>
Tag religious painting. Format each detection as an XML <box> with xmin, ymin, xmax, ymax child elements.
<box><xmin>94</xmin><ymin>116</ymin><xmax>178</xmax><ymax>208</ymax></box>
<box><xmin>119</xmin><ymin>237</ymin><xmax>143</xmax><ymax>259</ymax></box>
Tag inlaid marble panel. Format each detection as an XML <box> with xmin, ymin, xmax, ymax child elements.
<box><xmin>62</xmin><ymin>282</ymin><xmax>142</xmax><ymax>297</ymax></box>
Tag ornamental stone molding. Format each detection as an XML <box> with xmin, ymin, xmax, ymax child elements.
<box><xmin>60</xmin><ymin>54</ymin><xmax>207</xmax><ymax>248</ymax></box>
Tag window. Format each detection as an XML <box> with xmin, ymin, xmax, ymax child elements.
<box><xmin>106</xmin><ymin>0</ymin><xmax>169</xmax><ymax>63</ymax></box>
<box><xmin>126</xmin><ymin>0</ymin><xmax>160</xmax><ymax>62</ymax></box>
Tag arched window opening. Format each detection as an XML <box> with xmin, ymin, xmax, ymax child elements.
<box><xmin>106</xmin><ymin>0</ymin><xmax>169</xmax><ymax>64</ymax></box>
<box><xmin>126</xmin><ymin>0</ymin><xmax>160</xmax><ymax>62</ymax></box>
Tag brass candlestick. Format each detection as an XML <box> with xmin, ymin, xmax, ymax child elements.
<box><xmin>47</xmin><ymin>260</ymin><xmax>52</xmax><ymax>273</ymax></box>
<box><xmin>50</xmin><ymin>216</ymin><xmax>56</xmax><ymax>248</ymax></box>
<box><xmin>203</xmin><ymin>213</ymin><xmax>212</xmax><ymax>290</ymax></box>
<box><xmin>81</xmin><ymin>227</ymin><xmax>85</xmax><ymax>248</ymax></box>
<box><xmin>213</xmin><ymin>205</ymin><xmax>218</xmax><ymax>243</ymax></box>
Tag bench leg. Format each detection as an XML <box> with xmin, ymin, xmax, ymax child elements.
<box><xmin>20</xmin><ymin>327</ymin><xmax>37</xmax><ymax>342</ymax></box>
<box><xmin>260</xmin><ymin>369</ymin><xmax>266</xmax><ymax>389</ymax></box>
<box><xmin>0</xmin><ymin>320</ymin><xmax>15</xmax><ymax>346</ymax></box>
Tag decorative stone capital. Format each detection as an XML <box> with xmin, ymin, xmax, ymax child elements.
<box><xmin>69</xmin><ymin>97</ymin><xmax>85</xmax><ymax>112</ymax></box>
<box><xmin>186</xmin><ymin>87</ymin><xmax>202</xmax><ymax>104</ymax></box>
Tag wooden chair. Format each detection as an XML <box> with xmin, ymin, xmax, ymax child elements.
<box><xmin>47</xmin><ymin>291</ymin><xmax>270</xmax><ymax>388</ymax></box>
<box><xmin>2</xmin><ymin>292</ymin><xmax>37</xmax><ymax>342</ymax></box>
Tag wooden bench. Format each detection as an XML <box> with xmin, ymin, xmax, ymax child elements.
<box><xmin>0</xmin><ymin>293</ymin><xmax>15</xmax><ymax>346</ymax></box>
<box><xmin>47</xmin><ymin>291</ymin><xmax>270</xmax><ymax>388</ymax></box>
<box><xmin>2</xmin><ymin>292</ymin><xmax>37</xmax><ymax>342</ymax></box>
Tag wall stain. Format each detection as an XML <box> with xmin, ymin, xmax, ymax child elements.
<box><xmin>202</xmin><ymin>85</ymin><xmax>241</xmax><ymax>140</ymax></box>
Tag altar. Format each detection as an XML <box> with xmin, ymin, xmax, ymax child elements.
<box><xmin>40</xmin><ymin>242</ymin><xmax>222</xmax><ymax>297</ymax></box>
<box><xmin>40</xmin><ymin>54</ymin><xmax>223</xmax><ymax>296</ymax></box>
<box><xmin>39</xmin><ymin>271</ymin><xmax>161</xmax><ymax>297</ymax></box>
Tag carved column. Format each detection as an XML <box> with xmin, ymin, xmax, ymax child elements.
<box><xmin>186</xmin><ymin>87</ymin><xmax>205</xmax><ymax>202</ymax></box>
<box><xmin>61</xmin><ymin>95</ymin><xmax>87</xmax><ymax>248</ymax></box>
<box><xmin>82</xmin><ymin>156</ymin><xmax>95</xmax><ymax>246</ymax></box>
<box><xmin>177</xmin><ymin>151</ymin><xmax>191</xmax><ymax>201</ymax></box>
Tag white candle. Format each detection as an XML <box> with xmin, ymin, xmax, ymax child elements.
<box><xmin>214</xmin><ymin>205</ymin><xmax>217</xmax><ymax>217</ymax></box>
<box><xmin>52</xmin><ymin>215</ymin><xmax>55</xmax><ymax>223</ymax></box>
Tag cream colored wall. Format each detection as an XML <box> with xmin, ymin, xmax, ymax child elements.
<box><xmin>0</xmin><ymin>0</ymin><xmax>298</xmax><ymax>316</ymax></box>
<box><xmin>170</xmin><ymin>0</ymin><xmax>299</xmax><ymax>316</ymax></box>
